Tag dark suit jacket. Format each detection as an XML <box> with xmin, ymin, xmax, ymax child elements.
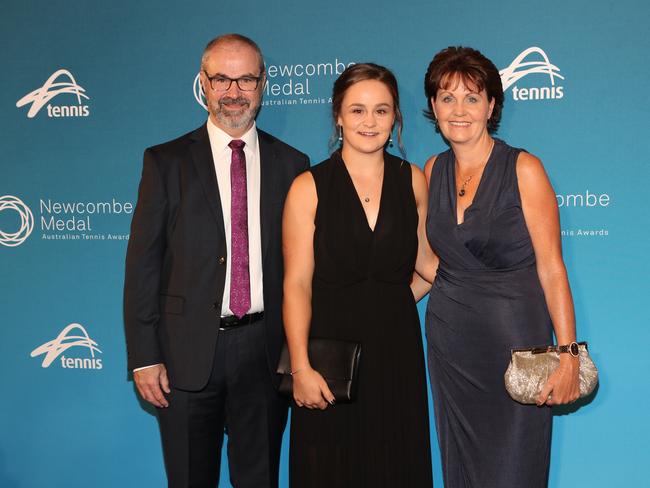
<box><xmin>124</xmin><ymin>123</ymin><xmax>309</xmax><ymax>391</ymax></box>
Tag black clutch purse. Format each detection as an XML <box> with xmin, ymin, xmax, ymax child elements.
<box><xmin>276</xmin><ymin>338</ymin><xmax>362</xmax><ymax>403</ymax></box>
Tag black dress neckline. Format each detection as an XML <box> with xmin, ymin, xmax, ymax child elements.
<box><xmin>335</xmin><ymin>151</ymin><xmax>387</xmax><ymax>234</ymax></box>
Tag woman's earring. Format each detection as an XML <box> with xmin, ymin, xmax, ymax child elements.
<box><xmin>388</xmin><ymin>136</ymin><xmax>394</xmax><ymax>147</ymax></box>
<box><xmin>338</xmin><ymin>125</ymin><xmax>343</xmax><ymax>142</ymax></box>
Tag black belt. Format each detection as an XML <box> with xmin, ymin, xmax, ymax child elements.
<box><xmin>219</xmin><ymin>311</ymin><xmax>264</xmax><ymax>331</ymax></box>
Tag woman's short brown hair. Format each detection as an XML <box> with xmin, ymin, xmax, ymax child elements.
<box><xmin>331</xmin><ymin>63</ymin><xmax>404</xmax><ymax>154</ymax></box>
<box><xmin>424</xmin><ymin>46</ymin><xmax>504</xmax><ymax>133</ymax></box>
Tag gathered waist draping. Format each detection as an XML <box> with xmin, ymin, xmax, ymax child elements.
<box><xmin>433</xmin><ymin>264</ymin><xmax>542</xmax><ymax>300</ymax></box>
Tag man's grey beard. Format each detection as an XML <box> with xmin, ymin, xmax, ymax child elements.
<box><xmin>209</xmin><ymin>96</ymin><xmax>260</xmax><ymax>130</ymax></box>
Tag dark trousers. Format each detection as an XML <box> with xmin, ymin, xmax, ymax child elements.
<box><xmin>157</xmin><ymin>319</ymin><xmax>288</xmax><ymax>488</ymax></box>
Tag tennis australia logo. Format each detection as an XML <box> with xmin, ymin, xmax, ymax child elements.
<box><xmin>16</xmin><ymin>69</ymin><xmax>90</xmax><ymax>118</ymax></box>
<box><xmin>30</xmin><ymin>323</ymin><xmax>103</xmax><ymax>370</ymax></box>
<box><xmin>0</xmin><ymin>195</ymin><xmax>34</xmax><ymax>247</ymax></box>
<box><xmin>499</xmin><ymin>47</ymin><xmax>564</xmax><ymax>101</ymax></box>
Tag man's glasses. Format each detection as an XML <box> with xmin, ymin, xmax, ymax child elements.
<box><xmin>203</xmin><ymin>71</ymin><xmax>263</xmax><ymax>91</ymax></box>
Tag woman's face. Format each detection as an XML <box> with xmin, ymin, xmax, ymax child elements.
<box><xmin>337</xmin><ymin>79</ymin><xmax>395</xmax><ymax>155</ymax></box>
<box><xmin>432</xmin><ymin>76</ymin><xmax>494</xmax><ymax>145</ymax></box>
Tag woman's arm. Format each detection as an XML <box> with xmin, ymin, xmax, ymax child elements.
<box><xmin>423</xmin><ymin>154</ymin><xmax>437</xmax><ymax>186</ymax></box>
<box><xmin>411</xmin><ymin>271</ymin><xmax>433</xmax><ymax>302</ymax></box>
<box><xmin>411</xmin><ymin>164</ymin><xmax>439</xmax><ymax>288</ymax></box>
<box><xmin>517</xmin><ymin>152</ymin><xmax>580</xmax><ymax>406</ymax></box>
<box><xmin>282</xmin><ymin>171</ymin><xmax>334</xmax><ymax>410</ymax></box>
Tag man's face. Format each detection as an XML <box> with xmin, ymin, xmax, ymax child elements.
<box><xmin>201</xmin><ymin>42</ymin><xmax>265</xmax><ymax>137</ymax></box>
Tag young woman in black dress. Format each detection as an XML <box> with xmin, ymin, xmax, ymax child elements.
<box><xmin>282</xmin><ymin>63</ymin><xmax>437</xmax><ymax>487</ymax></box>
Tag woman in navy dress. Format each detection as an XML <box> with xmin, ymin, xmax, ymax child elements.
<box><xmin>422</xmin><ymin>47</ymin><xmax>581</xmax><ymax>487</ymax></box>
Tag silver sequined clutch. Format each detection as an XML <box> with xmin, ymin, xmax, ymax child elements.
<box><xmin>504</xmin><ymin>342</ymin><xmax>598</xmax><ymax>404</ymax></box>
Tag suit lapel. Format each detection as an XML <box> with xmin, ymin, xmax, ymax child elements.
<box><xmin>258</xmin><ymin>130</ymin><xmax>278</xmax><ymax>263</ymax></box>
<box><xmin>190</xmin><ymin>124</ymin><xmax>226</xmax><ymax>241</ymax></box>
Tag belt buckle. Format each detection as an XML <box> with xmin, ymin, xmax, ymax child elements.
<box><xmin>218</xmin><ymin>312</ymin><xmax>262</xmax><ymax>331</ymax></box>
<box><xmin>219</xmin><ymin>314</ymin><xmax>248</xmax><ymax>331</ymax></box>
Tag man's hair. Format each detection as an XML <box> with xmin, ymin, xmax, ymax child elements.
<box><xmin>201</xmin><ymin>33</ymin><xmax>265</xmax><ymax>74</ymax></box>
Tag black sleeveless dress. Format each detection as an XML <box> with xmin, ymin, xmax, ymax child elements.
<box><xmin>425</xmin><ymin>140</ymin><xmax>552</xmax><ymax>488</ymax></box>
<box><xmin>289</xmin><ymin>151</ymin><xmax>433</xmax><ymax>488</ymax></box>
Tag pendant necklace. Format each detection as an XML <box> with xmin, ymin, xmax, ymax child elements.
<box><xmin>458</xmin><ymin>176</ymin><xmax>473</xmax><ymax>197</ymax></box>
<box><xmin>457</xmin><ymin>140</ymin><xmax>494</xmax><ymax>197</ymax></box>
<box><xmin>361</xmin><ymin>168</ymin><xmax>383</xmax><ymax>204</ymax></box>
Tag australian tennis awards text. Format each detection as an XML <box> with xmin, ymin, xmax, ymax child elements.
<box><xmin>39</xmin><ymin>198</ymin><xmax>133</xmax><ymax>232</ymax></box>
<box><xmin>263</xmin><ymin>59</ymin><xmax>355</xmax><ymax>101</ymax></box>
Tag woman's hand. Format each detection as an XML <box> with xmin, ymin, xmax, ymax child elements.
<box><xmin>292</xmin><ymin>367</ymin><xmax>335</xmax><ymax>410</ymax></box>
<box><xmin>536</xmin><ymin>355</ymin><xmax>580</xmax><ymax>406</ymax></box>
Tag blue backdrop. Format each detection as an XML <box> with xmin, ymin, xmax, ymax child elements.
<box><xmin>1</xmin><ymin>0</ymin><xmax>647</xmax><ymax>486</ymax></box>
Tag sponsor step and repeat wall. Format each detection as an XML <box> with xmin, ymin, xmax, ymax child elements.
<box><xmin>1</xmin><ymin>1</ymin><xmax>647</xmax><ymax>486</ymax></box>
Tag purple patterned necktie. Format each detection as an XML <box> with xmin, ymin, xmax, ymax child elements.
<box><xmin>228</xmin><ymin>139</ymin><xmax>251</xmax><ymax>318</ymax></box>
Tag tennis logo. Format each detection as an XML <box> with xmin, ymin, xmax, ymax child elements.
<box><xmin>0</xmin><ymin>195</ymin><xmax>34</xmax><ymax>247</ymax></box>
<box><xmin>16</xmin><ymin>69</ymin><xmax>90</xmax><ymax>118</ymax></box>
<box><xmin>499</xmin><ymin>47</ymin><xmax>564</xmax><ymax>101</ymax></box>
<box><xmin>30</xmin><ymin>323</ymin><xmax>103</xmax><ymax>370</ymax></box>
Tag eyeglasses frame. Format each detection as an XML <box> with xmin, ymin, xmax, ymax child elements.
<box><xmin>202</xmin><ymin>70</ymin><xmax>264</xmax><ymax>92</ymax></box>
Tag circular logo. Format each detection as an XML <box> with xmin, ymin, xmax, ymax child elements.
<box><xmin>193</xmin><ymin>73</ymin><xmax>207</xmax><ymax>111</ymax></box>
<box><xmin>0</xmin><ymin>195</ymin><xmax>34</xmax><ymax>247</ymax></box>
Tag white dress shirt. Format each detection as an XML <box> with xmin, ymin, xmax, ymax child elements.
<box><xmin>206</xmin><ymin>118</ymin><xmax>264</xmax><ymax>317</ymax></box>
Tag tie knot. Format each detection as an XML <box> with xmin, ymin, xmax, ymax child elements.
<box><xmin>229</xmin><ymin>139</ymin><xmax>245</xmax><ymax>150</ymax></box>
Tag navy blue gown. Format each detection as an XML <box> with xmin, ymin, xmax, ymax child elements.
<box><xmin>425</xmin><ymin>140</ymin><xmax>552</xmax><ymax>487</ymax></box>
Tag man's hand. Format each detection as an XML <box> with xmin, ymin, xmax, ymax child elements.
<box><xmin>134</xmin><ymin>364</ymin><xmax>171</xmax><ymax>408</ymax></box>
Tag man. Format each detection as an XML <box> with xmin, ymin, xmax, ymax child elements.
<box><xmin>124</xmin><ymin>34</ymin><xmax>309</xmax><ymax>487</ymax></box>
